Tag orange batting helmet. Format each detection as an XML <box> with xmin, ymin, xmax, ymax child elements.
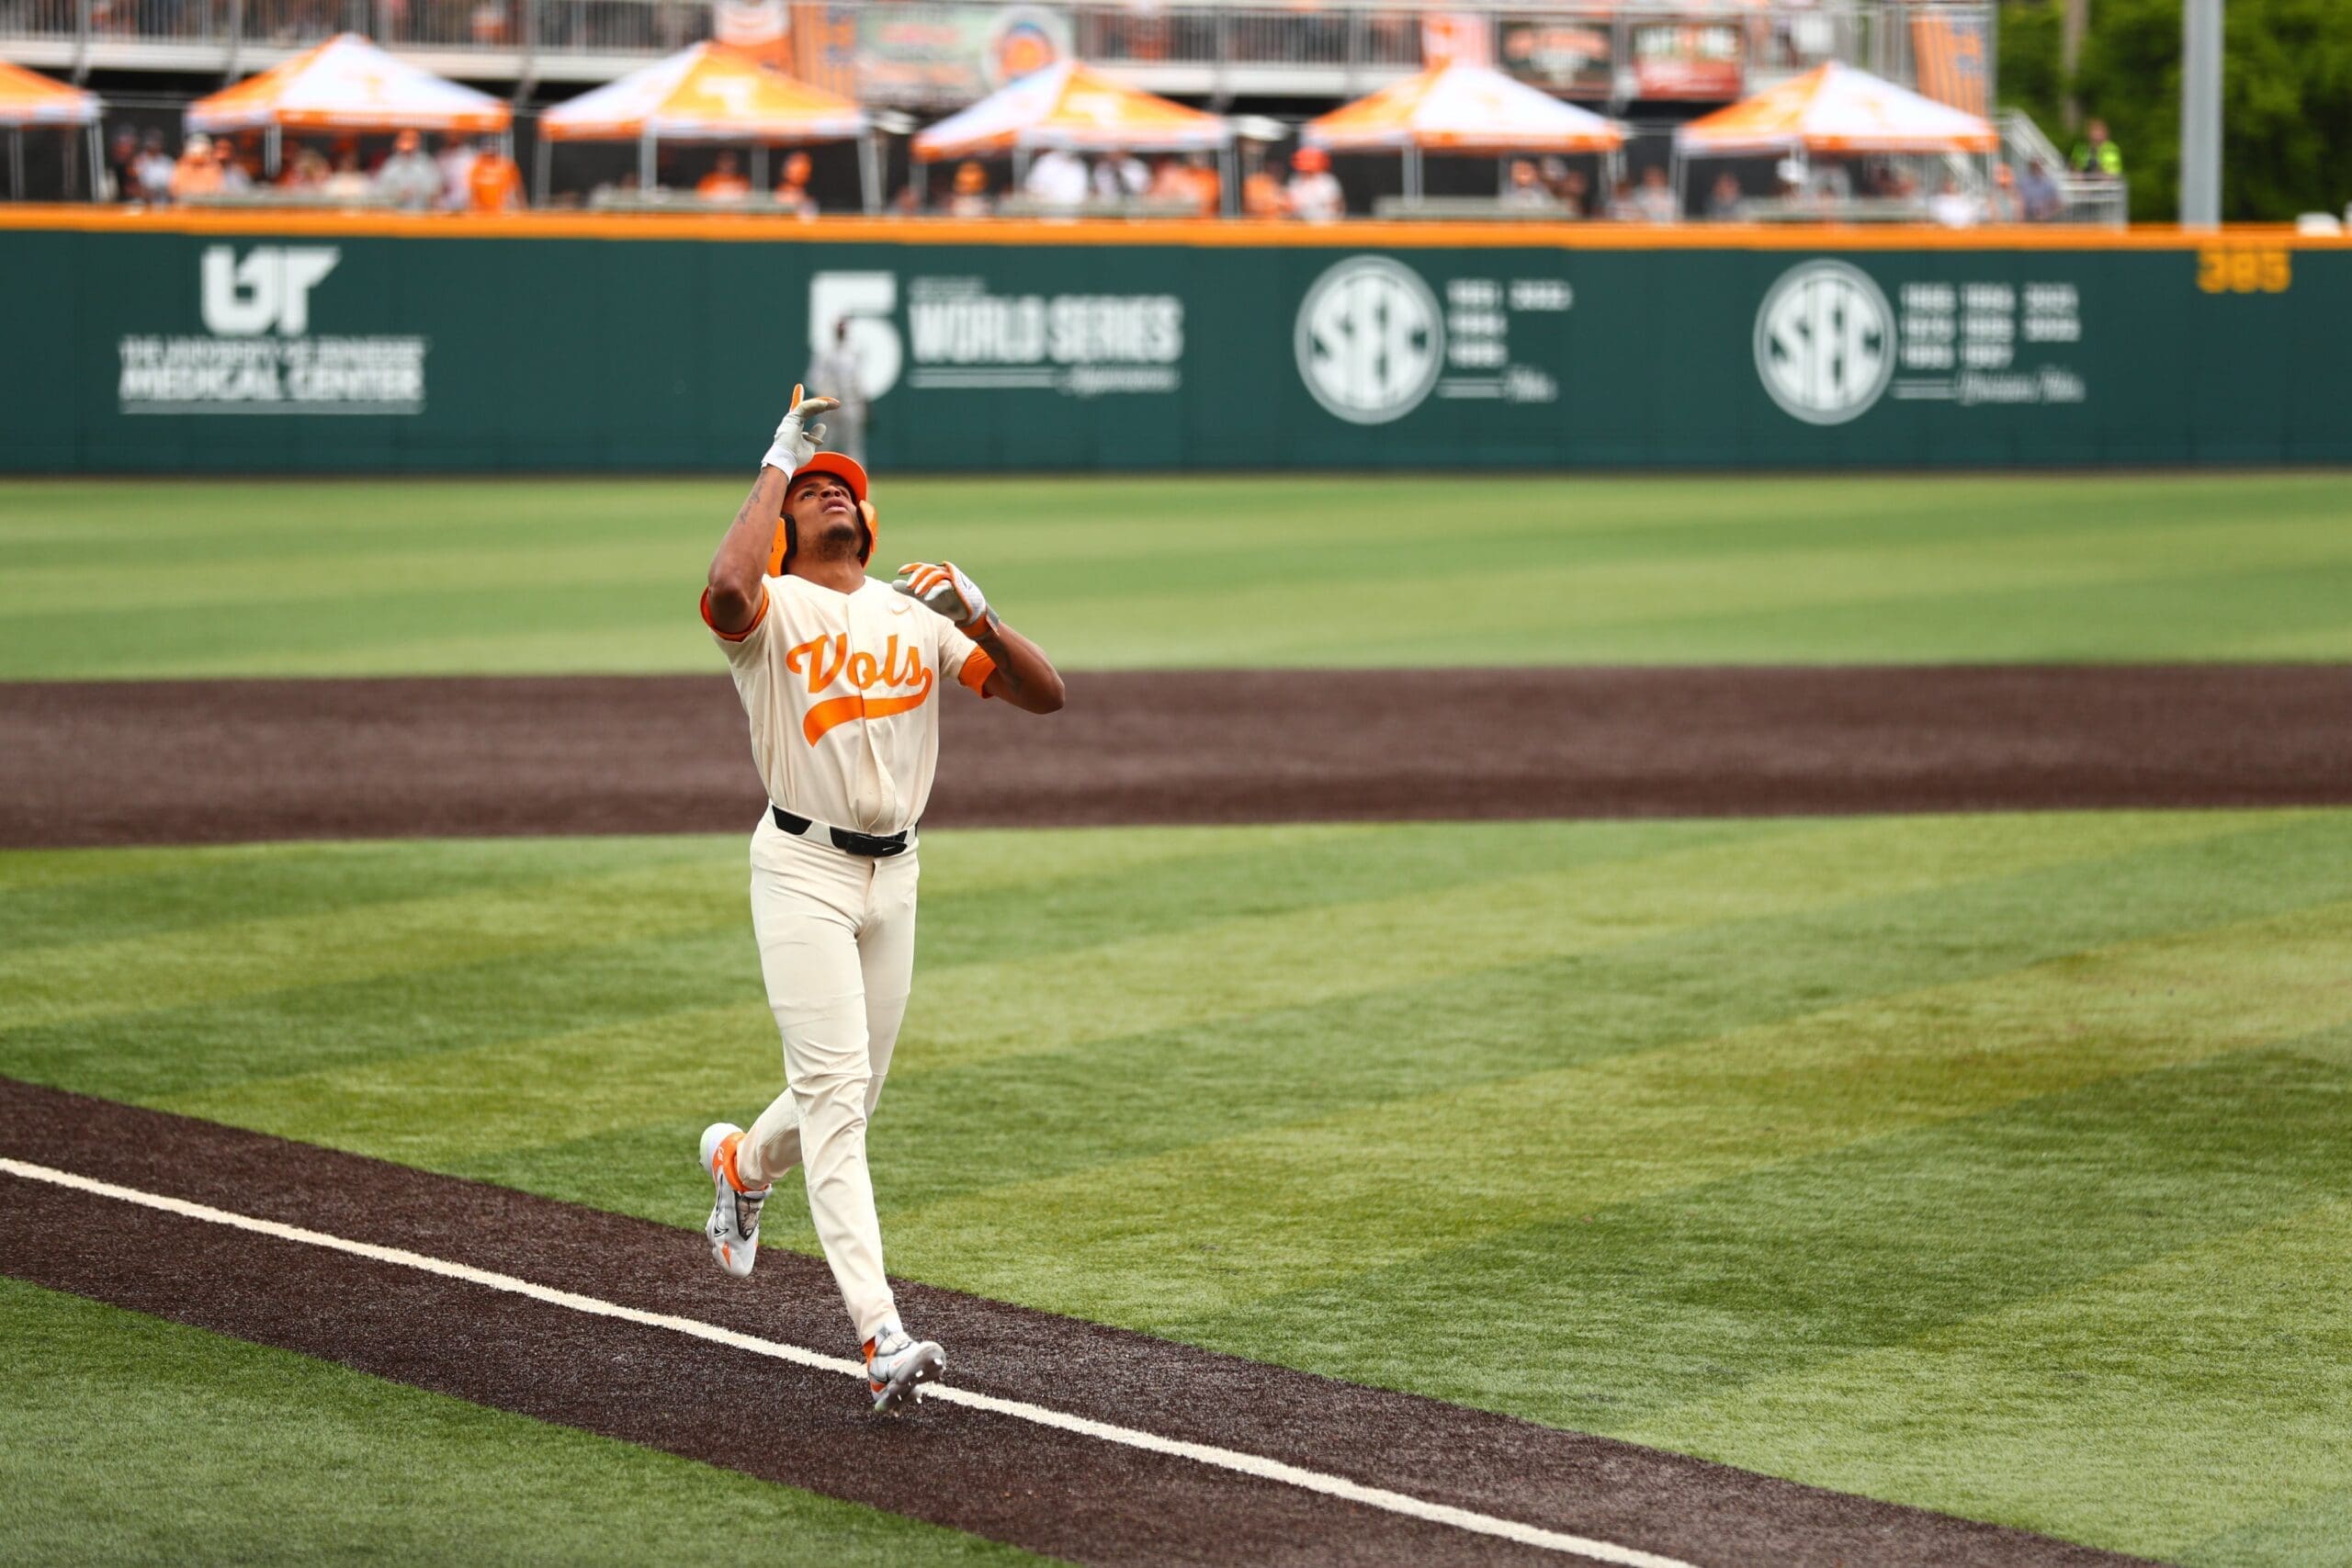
<box><xmin>770</xmin><ymin>451</ymin><xmax>876</xmax><ymax>574</ymax></box>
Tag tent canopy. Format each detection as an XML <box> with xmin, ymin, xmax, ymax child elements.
<box><xmin>538</xmin><ymin>43</ymin><xmax>867</xmax><ymax>144</ymax></box>
<box><xmin>1675</xmin><ymin>62</ymin><xmax>1997</xmax><ymax>155</ymax></box>
<box><xmin>1304</xmin><ymin>61</ymin><xmax>1623</xmax><ymax>153</ymax></box>
<box><xmin>0</xmin><ymin>58</ymin><xmax>99</xmax><ymax>128</ymax></box>
<box><xmin>187</xmin><ymin>33</ymin><xmax>509</xmax><ymax>134</ymax></box>
<box><xmin>912</xmin><ymin>62</ymin><xmax>1228</xmax><ymax>161</ymax></box>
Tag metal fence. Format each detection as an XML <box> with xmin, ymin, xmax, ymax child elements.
<box><xmin>7</xmin><ymin>0</ymin><xmax>1989</xmax><ymax>105</ymax></box>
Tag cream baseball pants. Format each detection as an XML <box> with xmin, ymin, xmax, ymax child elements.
<box><xmin>733</xmin><ymin>812</ymin><xmax>919</xmax><ymax>1344</ymax></box>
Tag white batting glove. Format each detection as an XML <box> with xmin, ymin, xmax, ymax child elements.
<box><xmin>890</xmin><ymin>560</ymin><xmax>990</xmax><ymax>631</ymax></box>
<box><xmin>761</xmin><ymin>382</ymin><xmax>842</xmax><ymax>473</ymax></box>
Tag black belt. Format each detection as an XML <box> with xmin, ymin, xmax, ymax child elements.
<box><xmin>772</xmin><ymin>806</ymin><xmax>913</xmax><ymax>858</ymax></box>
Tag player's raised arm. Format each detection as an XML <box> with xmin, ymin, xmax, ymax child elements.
<box><xmin>892</xmin><ymin>559</ymin><xmax>1067</xmax><ymax>715</ymax></box>
<box><xmin>705</xmin><ymin>385</ymin><xmax>839</xmax><ymax>635</ymax></box>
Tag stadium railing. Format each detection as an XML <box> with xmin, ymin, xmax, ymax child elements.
<box><xmin>5</xmin><ymin>0</ymin><xmax>1986</xmax><ymax>106</ymax></box>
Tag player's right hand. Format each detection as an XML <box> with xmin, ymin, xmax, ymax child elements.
<box><xmin>762</xmin><ymin>383</ymin><xmax>842</xmax><ymax>474</ymax></box>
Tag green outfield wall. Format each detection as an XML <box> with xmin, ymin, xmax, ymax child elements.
<box><xmin>4</xmin><ymin>215</ymin><xmax>2346</xmax><ymax>471</ymax></box>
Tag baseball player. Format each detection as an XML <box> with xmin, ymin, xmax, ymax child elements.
<box><xmin>695</xmin><ymin>387</ymin><xmax>1065</xmax><ymax>1413</ymax></box>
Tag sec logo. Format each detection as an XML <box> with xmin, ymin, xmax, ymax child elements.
<box><xmin>1754</xmin><ymin>260</ymin><xmax>1894</xmax><ymax>425</ymax></box>
<box><xmin>1295</xmin><ymin>256</ymin><xmax>1445</xmax><ymax>425</ymax></box>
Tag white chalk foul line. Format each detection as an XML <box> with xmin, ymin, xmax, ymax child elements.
<box><xmin>2</xmin><ymin>1156</ymin><xmax>1696</xmax><ymax>1568</ymax></box>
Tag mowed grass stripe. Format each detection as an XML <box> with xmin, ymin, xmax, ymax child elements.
<box><xmin>134</xmin><ymin>813</ymin><xmax>2237</xmax><ymax>1162</ymax></box>
<box><xmin>0</xmin><ymin>825</ymin><xmax>1385</xmax><ymax>958</ymax></box>
<box><xmin>1617</xmin><ymin>1191</ymin><xmax>2352</xmax><ymax>1563</ymax></box>
<box><xmin>1176</xmin><ymin>1032</ymin><xmax>2352</xmax><ymax>1425</ymax></box>
<box><xmin>0</xmin><ymin>821</ymin><xmax>1741</xmax><ymax>1098</ymax></box>
<box><xmin>1026</xmin><ymin>511</ymin><xmax>2352</xmax><ymax>670</ymax></box>
<box><xmin>888</xmin><ymin>897</ymin><xmax>2352</xmax><ymax>1324</ymax></box>
<box><xmin>6</xmin><ymin>472</ymin><xmax>2352</xmax><ymax>676</ymax></box>
<box><xmin>0</xmin><ymin>1278</ymin><xmax>1039</xmax><ymax>1567</ymax></box>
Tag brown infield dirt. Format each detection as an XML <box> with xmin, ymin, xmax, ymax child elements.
<box><xmin>1</xmin><ymin>1078</ymin><xmax>2161</xmax><ymax>1568</ymax></box>
<box><xmin>4</xmin><ymin>665</ymin><xmax>2352</xmax><ymax>847</ymax></box>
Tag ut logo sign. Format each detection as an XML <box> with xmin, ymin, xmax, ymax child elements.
<box><xmin>201</xmin><ymin>245</ymin><xmax>340</xmax><ymax>335</ymax></box>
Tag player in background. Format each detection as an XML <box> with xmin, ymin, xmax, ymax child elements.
<box><xmin>806</xmin><ymin>321</ymin><xmax>869</xmax><ymax>465</ymax></box>
<box><xmin>695</xmin><ymin>389</ymin><xmax>1065</xmax><ymax>1412</ymax></box>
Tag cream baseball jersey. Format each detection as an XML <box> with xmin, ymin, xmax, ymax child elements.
<box><xmin>702</xmin><ymin>573</ymin><xmax>996</xmax><ymax>835</ymax></box>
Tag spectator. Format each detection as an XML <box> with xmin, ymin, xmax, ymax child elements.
<box><xmin>1284</xmin><ymin>146</ymin><xmax>1343</xmax><ymax>221</ymax></box>
<box><xmin>467</xmin><ymin>141</ymin><xmax>524</xmax><ymax>210</ymax></box>
<box><xmin>696</xmin><ymin>151</ymin><xmax>752</xmax><ymax>201</ymax></box>
<box><xmin>1147</xmin><ymin>154</ymin><xmax>1192</xmax><ymax>205</ymax></box>
<box><xmin>2018</xmin><ymin>158</ymin><xmax>2063</xmax><ymax>221</ymax></box>
<box><xmin>1704</xmin><ymin>170</ymin><xmax>1745</xmax><ymax>221</ymax></box>
<box><xmin>1092</xmin><ymin>148</ymin><xmax>1148</xmax><ymax>201</ymax></box>
<box><xmin>2070</xmin><ymin>118</ymin><xmax>2121</xmax><ymax>180</ymax></box>
<box><xmin>322</xmin><ymin>146</ymin><xmax>372</xmax><ymax>202</ymax></box>
<box><xmin>1804</xmin><ymin>157</ymin><xmax>1854</xmax><ymax>207</ymax></box>
<box><xmin>1984</xmin><ymin>163</ymin><xmax>2022</xmax><ymax>223</ymax></box>
<box><xmin>1181</xmin><ymin>152</ymin><xmax>1221</xmax><ymax>218</ymax></box>
<box><xmin>214</xmin><ymin>138</ymin><xmax>252</xmax><ymax>194</ymax></box>
<box><xmin>772</xmin><ymin>151</ymin><xmax>816</xmax><ymax>215</ymax></box>
<box><xmin>1498</xmin><ymin>158</ymin><xmax>1554</xmax><ymax>210</ymax></box>
<box><xmin>168</xmin><ymin>133</ymin><xmax>223</xmax><ymax>201</ymax></box>
<box><xmin>1553</xmin><ymin>166</ymin><xmax>1589</xmax><ymax>219</ymax></box>
<box><xmin>436</xmin><ymin>133</ymin><xmax>481</xmax><ymax>210</ymax></box>
<box><xmin>1603</xmin><ymin>173</ymin><xmax>1636</xmax><ymax>220</ymax></box>
<box><xmin>1240</xmin><ymin>156</ymin><xmax>1284</xmax><ymax>218</ymax></box>
<box><xmin>132</xmin><ymin>130</ymin><xmax>175</xmax><ymax>203</ymax></box>
<box><xmin>947</xmin><ymin>160</ymin><xmax>992</xmax><ymax>217</ymax></box>
<box><xmin>281</xmin><ymin>147</ymin><xmax>332</xmax><ymax>191</ymax></box>
<box><xmin>1928</xmin><ymin>173</ymin><xmax>1979</xmax><ymax>228</ymax></box>
<box><xmin>105</xmin><ymin>128</ymin><xmax>139</xmax><ymax>203</ymax></box>
<box><xmin>375</xmin><ymin>130</ymin><xmax>441</xmax><ymax>210</ymax></box>
<box><xmin>806</xmin><ymin>317</ymin><xmax>869</xmax><ymax>465</ymax></box>
<box><xmin>1629</xmin><ymin>164</ymin><xmax>1678</xmax><ymax>222</ymax></box>
<box><xmin>1023</xmin><ymin>146</ymin><xmax>1089</xmax><ymax>210</ymax></box>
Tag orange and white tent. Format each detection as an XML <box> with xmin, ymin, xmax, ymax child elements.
<box><xmin>187</xmin><ymin>33</ymin><xmax>509</xmax><ymax>134</ymax></box>
<box><xmin>1304</xmin><ymin>61</ymin><xmax>1621</xmax><ymax>153</ymax></box>
<box><xmin>0</xmin><ymin>57</ymin><xmax>99</xmax><ymax>127</ymax></box>
<box><xmin>537</xmin><ymin>43</ymin><xmax>866</xmax><ymax>143</ymax></box>
<box><xmin>1674</xmin><ymin>62</ymin><xmax>1996</xmax><ymax>155</ymax></box>
<box><xmin>911</xmin><ymin>62</ymin><xmax>1227</xmax><ymax>160</ymax></box>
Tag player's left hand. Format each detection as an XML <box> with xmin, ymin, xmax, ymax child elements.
<box><xmin>891</xmin><ymin>560</ymin><xmax>989</xmax><ymax>631</ymax></box>
<box><xmin>761</xmin><ymin>383</ymin><xmax>842</xmax><ymax>475</ymax></box>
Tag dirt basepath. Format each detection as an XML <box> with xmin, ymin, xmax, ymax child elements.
<box><xmin>1</xmin><ymin>1079</ymin><xmax>2156</xmax><ymax>1568</ymax></box>
<box><xmin>6</xmin><ymin>666</ymin><xmax>2352</xmax><ymax>848</ymax></box>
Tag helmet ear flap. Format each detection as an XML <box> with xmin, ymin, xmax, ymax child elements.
<box><xmin>857</xmin><ymin>500</ymin><xmax>877</xmax><ymax>565</ymax></box>
<box><xmin>768</xmin><ymin>515</ymin><xmax>793</xmax><ymax>577</ymax></box>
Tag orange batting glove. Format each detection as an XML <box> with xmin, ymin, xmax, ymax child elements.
<box><xmin>890</xmin><ymin>560</ymin><xmax>990</xmax><ymax>632</ymax></box>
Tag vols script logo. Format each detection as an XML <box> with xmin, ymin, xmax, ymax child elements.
<box><xmin>1754</xmin><ymin>260</ymin><xmax>1894</xmax><ymax>425</ymax></box>
<box><xmin>786</xmin><ymin>632</ymin><xmax>934</xmax><ymax>745</ymax></box>
<box><xmin>1295</xmin><ymin>256</ymin><xmax>1444</xmax><ymax>425</ymax></box>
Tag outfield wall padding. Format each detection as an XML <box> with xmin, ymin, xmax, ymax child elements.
<box><xmin>5</xmin><ymin>215</ymin><xmax>2346</xmax><ymax>471</ymax></box>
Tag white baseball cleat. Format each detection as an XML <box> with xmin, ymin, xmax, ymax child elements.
<box><xmin>863</xmin><ymin>1323</ymin><xmax>946</xmax><ymax>1415</ymax></box>
<box><xmin>697</xmin><ymin>1122</ymin><xmax>770</xmax><ymax>1280</ymax></box>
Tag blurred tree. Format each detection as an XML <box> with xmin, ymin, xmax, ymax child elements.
<box><xmin>1999</xmin><ymin>0</ymin><xmax>2352</xmax><ymax>220</ymax></box>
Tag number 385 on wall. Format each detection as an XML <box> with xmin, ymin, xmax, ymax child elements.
<box><xmin>2197</xmin><ymin>248</ymin><xmax>2291</xmax><ymax>293</ymax></box>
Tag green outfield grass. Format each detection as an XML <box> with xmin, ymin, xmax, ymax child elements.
<box><xmin>1</xmin><ymin>472</ymin><xmax>2348</xmax><ymax>678</ymax></box>
<box><xmin>5</xmin><ymin>814</ymin><xmax>2350</xmax><ymax>1564</ymax></box>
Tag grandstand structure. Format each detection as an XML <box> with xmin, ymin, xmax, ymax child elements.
<box><xmin>3</xmin><ymin>0</ymin><xmax>1991</xmax><ymax>110</ymax></box>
